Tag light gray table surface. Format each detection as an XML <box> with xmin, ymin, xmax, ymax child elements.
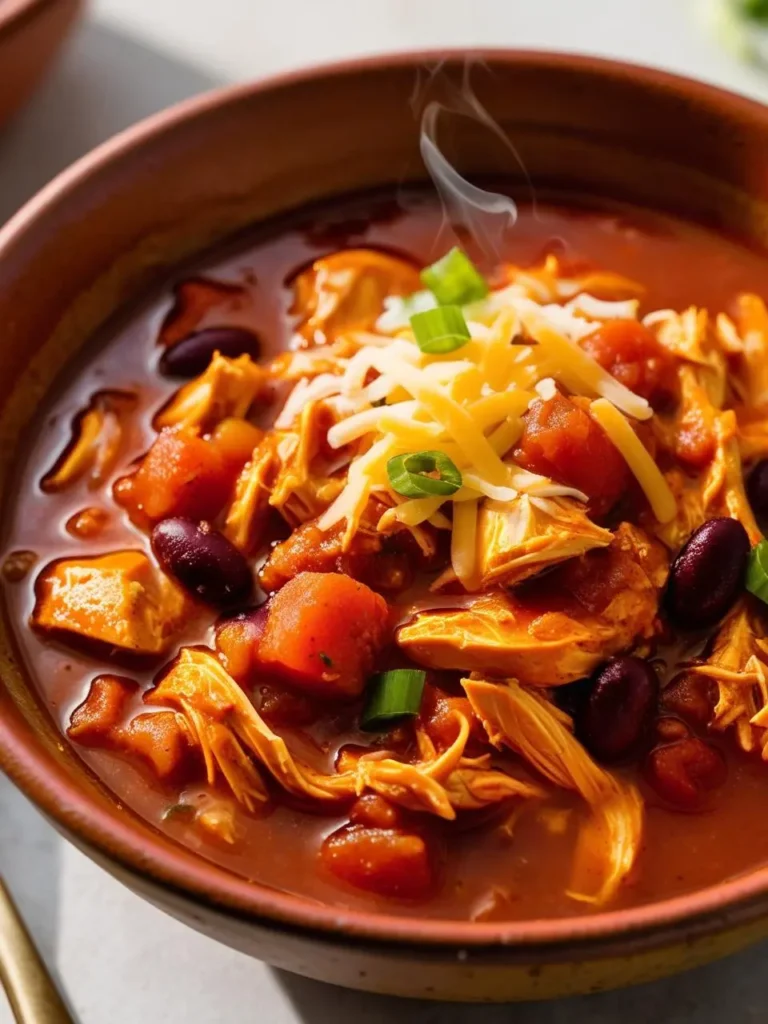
<box><xmin>3</xmin><ymin>1</ymin><xmax>768</xmax><ymax>1020</ymax></box>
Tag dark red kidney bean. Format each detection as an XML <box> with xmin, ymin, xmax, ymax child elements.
<box><xmin>748</xmin><ymin>459</ymin><xmax>768</xmax><ymax>520</ymax></box>
<box><xmin>159</xmin><ymin>327</ymin><xmax>260</xmax><ymax>378</ymax></box>
<box><xmin>575</xmin><ymin>655</ymin><xmax>658</xmax><ymax>763</ymax></box>
<box><xmin>644</xmin><ymin>737</ymin><xmax>727</xmax><ymax>811</ymax></box>
<box><xmin>152</xmin><ymin>518</ymin><xmax>252</xmax><ymax>605</ymax></box>
<box><xmin>661</xmin><ymin>672</ymin><xmax>717</xmax><ymax>728</ymax></box>
<box><xmin>654</xmin><ymin>716</ymin><xmax>690</xmax><ymax>744</ymax></box>
<box><xmin>554</xmin><ymin>676</ymin><xmax>592</xmax><ymax>719</ymax></box>
<box><xmin>665</xmin><ymin>517</ymin><xmax>750</xmax><ymax>630</ymax></box>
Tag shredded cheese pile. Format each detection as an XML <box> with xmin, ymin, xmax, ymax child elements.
<box><xmin>277</xmin><ymin>257</ymin><xmax>677</xmax><ymax>588</ymax></box>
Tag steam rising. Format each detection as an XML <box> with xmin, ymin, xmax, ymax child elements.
<box><xmin>416</xmin><ymin>64</ymin><xmax>526</xmax><ymax>263</ymax></box>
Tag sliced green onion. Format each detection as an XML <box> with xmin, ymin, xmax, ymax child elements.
<box><xmin>387</xmin><ymin>450</ymin><xmax>462</xmax><ymax>498</ymax></box>
<box><xmin>410</xmin><ymin>305</ymin><xmax>471</xmax><ymax>354</ymax></box>
<box><xmin>747</xmin><ymin>540</ymin><xmax>768</xmax><ymax>602</ymax></box>
<box><xmin>361</xmin><ymin>668</ymin><xmax>427</xmax><ymax>731</ymax></box>
<box><xmin>420</xmin><ymin>247</ymin><xmax>488</xmax><ymax>306</ymax></box>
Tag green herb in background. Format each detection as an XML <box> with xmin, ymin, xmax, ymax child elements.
<box><xmin>741</xmin><ymin>0</ymin><xmax>768</xmax><ymax>21</ymax></box>
<box><xmin>709</xmin><ymin>0</ymin><xmax>768</xmax><ymax>63</ymax></box>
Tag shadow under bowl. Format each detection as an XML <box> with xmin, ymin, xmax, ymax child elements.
<box><xmin>2</xmin><ymin>50</ymin><xmax>768</xmax><ymax>1001</ymax></box>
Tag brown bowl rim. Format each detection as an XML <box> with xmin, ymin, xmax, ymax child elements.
<box><xmin>2</xmin><ymin>48</ymin><xmax>768</xmax><ymax>954</ymax></box>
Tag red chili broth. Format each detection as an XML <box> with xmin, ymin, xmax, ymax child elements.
<box><xmin>5</xmin><ymin>189</ymin><xmax>768</xmax><ymax>921</ymax></box>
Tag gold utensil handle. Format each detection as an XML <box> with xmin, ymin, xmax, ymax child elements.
<box><xmin>0</xmin><ymin>879</ymin><xmax>74</xmax><ymax>1024</ymax></box>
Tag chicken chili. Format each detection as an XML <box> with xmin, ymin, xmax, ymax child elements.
<box><xmin>8</xmin><ymin>193</ymin><xmax>768</xmax><ymax>921</ymax></box>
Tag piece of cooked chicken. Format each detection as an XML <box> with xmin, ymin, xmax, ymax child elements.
<box><xmin>292</xmin><ymin>249</ymin><xmax>421</xmax><ymax>344</ymax></box>
<box><xmin>32</xmin><ymin>550</ymin><xmax>188</xmax><ymax>656</ymax></box>
<box><xmin>463</xmin><ymin>678</ymin><xmax>642</xmax><ymax>905</ymax></box>
<box><xmin>732</xmin><ymin>294</ymin><xmax>768</xmax><ymax>412</ymax></box>
<box><xmin>148</xmin><ymin>647</ymin><xmax>541</xmax><ymax>818</ymax></box>
<box><xmin>41</xmin><ymin>390</ymin><xmax>137</xmax><ymax>493</ymax></box>
<box><xmin>703</xmin><ymin>411</ymin><xmax>762</xmax><ymax>544</ymax></box>
<box><xmin>224</xmin><ymin>400</ymin><xmax>345</xmax><ymax>554</ymax></box>
<box><xmin>688</xmin><ymin>600</ymin><xmax>768</xmax><ymax>757</ymax></box>
<box><xmin>476</xmin><ymin>494</ymin><xmax>613</xmax><ymax>590</ymax></box>
<box><xmin>398</xmin><ymin>523</ymin><xmax>667</xmax><ymax>686</ymax></box>
<box><xmin>654</xmin><ymin>408</ymin><xmax>762</xmax><ymax>551</ymax></box>
<box><xmin>154</xmin><ymin>352</ymin><xmax>268</xmax><ymax>432</ymax></box>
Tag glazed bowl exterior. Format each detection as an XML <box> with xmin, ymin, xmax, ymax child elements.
<box><xmin>3</xmin><ymin>51</ymin><xmax>768</xmax><ymax>1001</ymax></box>
<box><xmin>0</xmin><ymin>0</ymin><xmax>83</xmax><ymax>127</ymax></box>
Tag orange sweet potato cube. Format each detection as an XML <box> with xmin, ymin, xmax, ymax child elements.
<box><xmin>254</xmin><ymin>572</ymin><xmax>389</xmax><ymax>698</ymax></box>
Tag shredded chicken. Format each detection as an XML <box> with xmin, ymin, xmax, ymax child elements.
<box><xmin>149</xmin><ymin>648</ymin><xmax>542</xmax><ymax>817</ymax></box>
<box><xmin>42</xmin><ymin>390</ymin><xmax>137</xmax><ymax>493</ymax></box>
<box><xmin>689</xmin><ymin>602</ymin><xmax>768</xmax><ymax>757</ymax></box>
<box><xmin>703</xmin><ymin>411</ymin><xmax>762</xmax><ymax>544</ymax></box>
<box><xmin>652</xmin><ymin>306</ymin><xmax>726</xmax><ymax>407</ymax></box>
<box><xmin>736</xmin><ymin>409</ymin><xmax>768</xmax><ymax>463</ymax></box>
<box><xmin>154</xmin><ymin>353</ymin><xmax>268</xmax><ymax>432</ymax></box>
<box><xmin>292</xmin><ymin>249</ymin><xmax>421</xmax><ymax>344</ymax></box>
<box><xmin>399</xmin><ymin>524</ymin><xmax>665</xmax><ymax>685</ymax></box>
<box><xmin>476</xmin><ymin>495</ymin><xmax>613</xmax><ymax>589</ymax></box>
<box><xmin>733</xmin><ymin>294</ymin><xmax>768</xmax><ymax>411</ymax></box>
<box><xmin>224</xmin><ymin>400</ymin><xmax>345</xmax><ymax>553</ymax></box>
<box><xmin>463</xmin><ymin>678</ymin><xmax>642</xmax><ymax>904</ymax></box>
<box><xmin>653</xmin><ymin>469</ymin><xmax>708</xmax><ymax>551</ymax></box>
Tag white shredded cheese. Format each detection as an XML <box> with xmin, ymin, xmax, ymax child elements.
<box><xmin>534</xmin><ymin>377</ymin><xmax>558</xmax><ymax>401</ymax></box>
<box><xmin>276</xmin><ymin>257</ymin><xmax>667</xmax><ymax>586</ymax></box>
<box><xmin>275</xmin><ymin>373</ymin><xmax>345</xmax><ymax>429</ymax></box>
<box><xmin>589</xmin><ymin>399</ymin><xmax>676</xmax><ymax>523</ymax></box>
<box><xmin>566</xmin><ymin>293</ymin><xmax>639</xmax><ymax>321</ymax></box>
<box><xmin>375</xmin><ymin>290</ymin><xmax>436</xmax><ymax>333</ymax></box>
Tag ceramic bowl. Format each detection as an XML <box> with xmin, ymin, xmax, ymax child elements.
<box><xmin>2</xmin><ymin>51</ymin><xmax>768</xmax><ymax>1001</ymax></box>
<box><xmin>0</xmin><ymin>0</ymin><xmax>83</xmax><ymax>127</ymax></box>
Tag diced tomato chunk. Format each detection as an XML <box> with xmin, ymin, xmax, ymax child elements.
<box><xmin>662</xmin><ymin>673</ymin><xmax>716</xmax><ymax>728</ymax></box>
<box><xmin>420</xmin><ymin>685</ymin><xmax>485</xmax><ymax>748</ymax></box>
<box><xmin>581</xmin><ymin>320</ymin><xmax>674</xmax><ymax>404</ymax></box>
<box><xmin>515</xmin><ymin>393</ymin><xmax>630</xmax><ymax>516</ymax></box>
<box><xmin>115</xmin><ymin>426</ymin><xmax>236</xmax><ymax>526</ymax></box>
<box><xmin>675</xmin><ymin>394</ymin><xmax>716</xmax><ymax>468</ymax></box>
<box><xmin>253</xmin><ymin>572</ymin><xmax>390</xmax><ymax>698</ymax></box>
<box><xmin>644</xmin><ymin>737</ymin><xmax>727</xmax><ymax>810</ymax></box>
<box><xmin>68</xmin><ymin>676</ymin><xmax>195</xmax><ymax>782</ymax></box>
<box><xmin>257</xmin><ymin>684</ymin><xmax>320</xmax><ymax>727</ymax></box>
<box><xmin>556</xmin><ymin>543</ymin><xmax>636</xmax><ymax>616</ymax></box>
<box><xmin>321</xmin><ymin>824</ymin><xmax>433</xmax><ymax>898</ymax></box>
<box><xmin>260</xmin><ymin>520</ymin><xmax>377</xmax><ymax>592</ymax></box>
<box><xmin>68</xmin><ymin>674</ymin><xmax>136</xmax><ymax>745</ymax></box>
<box><xmin>122</xmin><ymin>711</ymin><xmax>193</xmax><ymax>781</ymax></box>
<box><xmin>259</xmin><ymin>518</ymin><xmax>412</xmax><ymax>595</ymax></box>
<box><xmin>349</xmin><ymin>794</ymin><xmax>403</xmax><ymax>830</ymax></box>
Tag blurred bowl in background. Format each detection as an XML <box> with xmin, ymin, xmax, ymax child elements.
<box><xmin>0</xmin><ymin>0</ymin><xmax>84</xmax><ymax>128</ymax></box>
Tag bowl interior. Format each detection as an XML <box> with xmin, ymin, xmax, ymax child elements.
<box><xmin>3</xmin><ymin>51</ymin><xmax>768</xmax><ymax>952</ymax></box>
